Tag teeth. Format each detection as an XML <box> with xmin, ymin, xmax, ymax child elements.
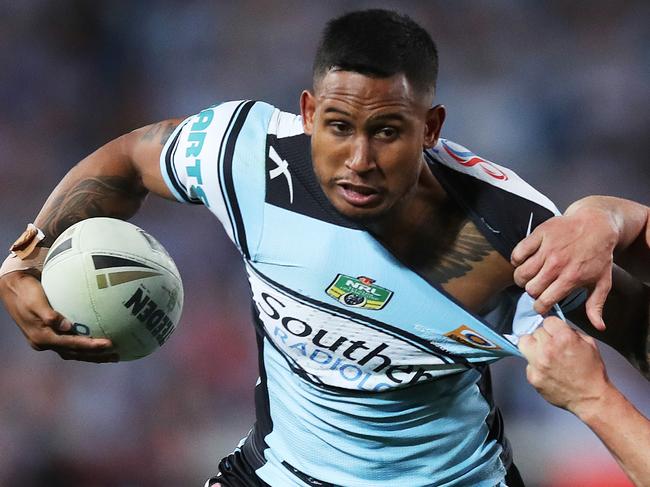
<box><xmin>344</xmin><ymin>184</ymin><xmax>374</xmax><ymax>195</ymax></box>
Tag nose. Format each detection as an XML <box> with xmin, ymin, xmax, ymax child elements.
<box><xmin>345</xmin><ymin>137</ymin><xmax>375</xmax><ymax>173</ymax></box>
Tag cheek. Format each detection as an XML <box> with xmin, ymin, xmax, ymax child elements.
<box><xmin>311</xmin><ymin>136</ymin><xmax>337</xmax><ymax>182</ymax></box>
<box><xmin>382</xmin><ymin>145</ymin><xmax>422</xmax><ymax>188</ymax></box>
<box><xmin>313</xmin><ymin>132</ymin><xmax>346</xmax><ymax>172</ymax></box>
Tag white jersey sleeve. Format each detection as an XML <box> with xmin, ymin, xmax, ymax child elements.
<box><xmin>159</xmin><ymin>100</ymin><xmax>277</xmax><ymax>257</ymax></box>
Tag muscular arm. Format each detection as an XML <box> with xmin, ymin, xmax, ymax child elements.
<box><xmin>510</xmin><ymin>195</ymin><xmax>650</xmax><ymax>377</ymax></box>
<box><xmin>35</xmin><ymin>119</ymin><xmax>182</xmax><ymax>246</ymax></box>
<box><xmin>566</xmin><ymin>266</ymin><xmax>650</xmax><ymax>379</ymax></box>
<box><xmin>512</xmin><ymin>195</ymin><xmax>650</xmax><ymax>330</ymax></box>
<box><xmin>0</xmin><ymin>118</ymin><xmax>183</xmax><ymax>361</ymax></box>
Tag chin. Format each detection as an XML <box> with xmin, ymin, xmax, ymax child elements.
<box><xmin>334</xmin><ymin>202</ymin><xmax>388</xmax><ymax>223</ymax></box>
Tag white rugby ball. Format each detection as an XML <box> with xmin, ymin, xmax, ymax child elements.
<box><xmin>41</xmin><ymin>217</ymin><xmax>184</xmax><ymax>361</ymax></box>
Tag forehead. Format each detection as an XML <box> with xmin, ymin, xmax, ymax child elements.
<box><xmin>314</xmin><ymin>71</ymin><xmax>427</xmax><ymax>114</ymax></box>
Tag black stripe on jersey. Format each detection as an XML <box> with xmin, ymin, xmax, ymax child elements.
<box><xmin>475</xmin><ymin>365</ymin><xmax>513</xmax><ymax>471</ymax></box>
<box><xmin>164</xmin><ymin>120</ymin><xmax>201</xmax><ymax>204</ymax></box>
<box><xmin>265</xmin><ymin>133</ymin><xmax>361</xmax><ymax>229</ymax></box>
<box><xmin>221</xmin><ymin>100</ymin><xmax>256</xmax><ymax>259</ymax></box>
<box><xmin>215</xmin><ymin>101</ymin><xmax>248</xmax><ymax>250</ymax></box>
<box><xmin>248</xmin><ymin>263</ymin><xmax>467</xmax><ymax>366</ymax></box>
<box><xmin>424</xmin><ymin>150</ymin><xmax>556</xmax><ymax>260</ymax></box>
<box><xmin>240</xmin><ymin>328</ymin><xmax>274</xmax><ymax>472</ymax></box>
<box><xmin>281</xmin><ymin>461</ymin><xmax>340</xmax><ymax>487</ymax></box>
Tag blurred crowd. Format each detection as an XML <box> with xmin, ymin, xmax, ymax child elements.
<box><xmin>1</xmin><ymin>1</ymin><xmax>648</xmax><ymax>486</ymax></box>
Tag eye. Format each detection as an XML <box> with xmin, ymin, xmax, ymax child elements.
<box><xmin>375</xmin><ymin>127</ymin><xmax>398</xmax><ymax>140</ymax></box>
<box><xmin>328</xmin><ymin>121</ymin><xmax>352</xmax><ymax>136</ymax></box>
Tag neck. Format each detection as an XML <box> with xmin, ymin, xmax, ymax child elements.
<box><xmin>367</xmin><ymin>161</ymin><xmax>461</xmax><ymax>259</ymax></box>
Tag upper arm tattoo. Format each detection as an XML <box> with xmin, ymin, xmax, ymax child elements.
<box><xmin>140</xmin><ymin>121</ymin><xmax>178</xmax><ymax>146</ymax></box>
<box><xmin>38</xmin><ymin>176</ymin><xmax>147</xmax><ymax>246</ymax></box>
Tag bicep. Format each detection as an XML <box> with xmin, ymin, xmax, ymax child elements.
<box><xmin>567</xmin><ymin>265</ymin><xmax>649</xmax><ymax>378</ymax></box>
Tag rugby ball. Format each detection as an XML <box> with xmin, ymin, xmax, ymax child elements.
<box><xmin>41</xmin><ymin>218</ymin><xmax>183</xmax><ymax>361</ymax></box>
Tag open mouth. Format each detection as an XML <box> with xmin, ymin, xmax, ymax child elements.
<box><xmin>336</xmin><ymin>182</ymin><xmax>381</xmax><ymax>207</ymax></box>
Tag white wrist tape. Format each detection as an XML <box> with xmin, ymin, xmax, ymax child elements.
<box><xmin>0</xmin><ymin>224</ymin><xmax>49</xmax><ymax>279</ymax></box>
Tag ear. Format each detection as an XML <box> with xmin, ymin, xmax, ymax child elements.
<box><xmin>300</xmin><ymin>90</ymin><xmax>316</xmax><ymax>135</ymax></box>
<box><xmin>423</xmin><ymin>104</ymin><xmax>446</xmax><ymax>149</ymax></box>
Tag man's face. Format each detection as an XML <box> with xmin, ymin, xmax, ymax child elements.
<box><xmin>301</xmin><ymin>70</ymin><xmax>444</xmax><ymax>222</ymax></box>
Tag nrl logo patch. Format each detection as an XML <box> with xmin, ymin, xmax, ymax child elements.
<box><xmin>326</xmin><ymin>274</ymin><xmax>393</xmax><ymax>310</ymax></box>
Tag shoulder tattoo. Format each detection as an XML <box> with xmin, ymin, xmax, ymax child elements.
<box><xmin>428</xmin><ymin>221</ymin><xmax>495</xmax><ymax>284</ymax></box>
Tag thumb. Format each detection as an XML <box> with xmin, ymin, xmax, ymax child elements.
<box><xmin>34</xmin><ymin>306</ymin><xmax>73</xmax><ymax>332</ymax></box>
<box><xmin>21</xmin><ymin>278</ymin><xmax>74</xmax><ymax>333</ymax></box>
<box><xmin>585</xmin><ymin>274</ymin><xmax>611</xmax><ymax>331</ymax></box>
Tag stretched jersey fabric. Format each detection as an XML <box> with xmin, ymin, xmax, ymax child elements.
<box><xmin>160</xmin><ymin>101</ymin><xmax>580</xmax><ymax>487</ymax></box>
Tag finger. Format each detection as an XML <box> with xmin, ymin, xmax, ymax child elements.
<box><xmin>576</xmin><ymin>331</ymin><xmax>598</xmax><ymax>348</ymax></box>
<box><xmin>542</xmin><ymin>316</ymin><xmax>570</xmax><ymax>336</ymax></box>
<box><xmin>524</xmin><ymin>257</ymin><xmax>563</xmax><ymax>300</ymax></box>
<box><xmin>525</xmin><ymin>364</ymin><xmax>542</xmax><ymax>388</ymax></box>
<box><xmin>531</xmin><ymin>326</ymin><xmax>551</xmax><ymax>343</ymax></box>
<box><xmin>585</xmin><ymin>274</ymin><xmax>611</xmax><ymax>332</ymax></box>
<box><xmin>17</xmin><ymin>278</ymin><xmax>74</xmax><ymax>333</ymax></box>
<box><xmin>533</xmin><ymin>280</ymin><xmax>572</xmax><ymax>316</ymax></box>
<box><xmin>41</xmin><ymin>329</ymin><xmax>113</xmax><ymax>351</ymax></box>
<box><xmin>518</xmin><ymin>334</ymin><xmax>536</xmax><ymax>358</ymax></box>
<box><xmin>55</xmin><ymin>349</ymin><xmax>120</xmax><ymax>363</ymax></box>
<box><xmin>511</xmin><ymin>232</ymin><xmax>543</xmax><ymax>266</ymax></box>
<box><xmin>513</xmin><ymin>252</ymin><xmax>545</xmax><ymax>287</ymax></box>
<box><xmin>57</xmin><ymin>318</ymin><xmax>73</xmax><ymax>332</ymax></box>
<box><xmin>29</xmin><ymin>305</ymin><xmax>67</xmax><ymax>330</ymax></box>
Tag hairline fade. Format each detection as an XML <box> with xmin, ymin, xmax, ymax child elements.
<box><xmin>312</xmin><ymin>9</ymin><xmax>439</xmax><ymax>101</ymax></box>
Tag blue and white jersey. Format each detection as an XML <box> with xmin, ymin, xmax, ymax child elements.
<box><xmin>161</xmin><ymin>101</ymin><xmax>580</xmax><ymax>486</ymax></box>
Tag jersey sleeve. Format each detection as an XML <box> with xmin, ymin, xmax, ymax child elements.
<box><xmin>427</xmin><ymin>138</ymin><xmax>588</xmax><ymax>339</ymax></box>
<box><xmin>428</xmin><ymin>138</ymin><xmax>562</xmax><ymax>260</ymax></box>
<box><xmin>159</xmin><ymin>100</ymin><xmax>277</xmax><ymax>258</ymax></box>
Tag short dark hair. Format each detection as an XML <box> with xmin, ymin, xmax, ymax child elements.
<box><xmin>313</xmin><ymin>9</ymin><xmax>439</xmax><ymax>97</ymax></box>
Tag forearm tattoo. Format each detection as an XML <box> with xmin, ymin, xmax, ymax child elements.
<box><xmin>39</xmin><ymin>176</ymin><xmax>146</xmax><ymax>246</ymax></box>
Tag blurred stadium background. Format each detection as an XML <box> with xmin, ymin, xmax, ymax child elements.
<box><xmin>1</xmin><ymin>1</ymin><xmax>648</xmax><ymax>486</ymax></box>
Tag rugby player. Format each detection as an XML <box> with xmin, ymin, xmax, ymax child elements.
<box><xmin>1</xmin><ymin>10</ymin><xmax>648</xmax><ymax>487</ymax></box>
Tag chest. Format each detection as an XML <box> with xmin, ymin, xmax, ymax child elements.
<box><xmin>254</xmin><ymin>204</ymin><xmax>514</xmax><ymax>318</ymax></box>
<box><xmin>377</xmin><ymin>218</ymin><xmax>515</xmax><ymax>314</ymax></box>
<box><xmin>424</xmin><ymin>221</ymin><xmax>515</xmax><ymax>313</ymax></box>
<box><xmin>248</xmin><ymin>205</ymin><xmax>522</xmax><ymax>390</ymax></box>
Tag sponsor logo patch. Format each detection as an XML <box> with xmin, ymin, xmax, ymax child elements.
<box><xmin>326</xmin><ymin>274</ymin><xmax>393</xmax><ymax>310</ymax></box>
<box><xmin>444</xmin><ymin>325</ymin><xmax>502</xmax><ymax>351</ymax></box>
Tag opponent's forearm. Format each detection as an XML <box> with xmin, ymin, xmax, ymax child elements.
<box><xmin>574</xmin><ymin>384</ymin><xmax>650</xmax><ymax>487</ymax></box>
<box><xmin>568</xmin><ymin>267</ymin><xmax>650</xmax><ymax>379</ymax></box>
<box><xmin>34</xmin><ymin>136</ymin><xmax>148</xmax><ymax>246</ymax></box>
